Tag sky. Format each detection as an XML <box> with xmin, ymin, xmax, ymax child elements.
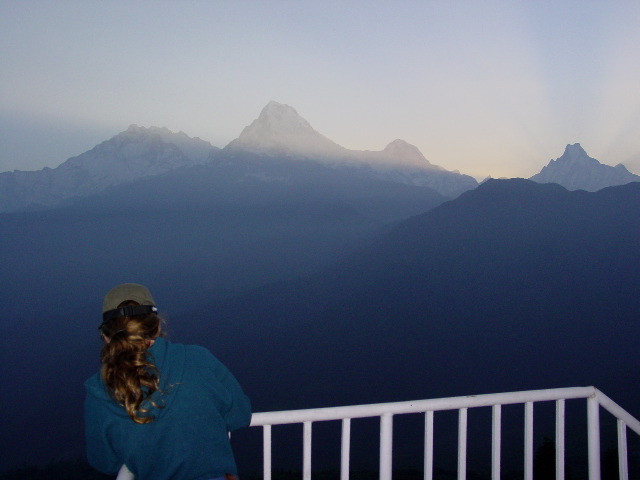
<box><xmin>1</xmin><ymin>0</ymin><xmax>640</xmax><ymax>180</ymax></box>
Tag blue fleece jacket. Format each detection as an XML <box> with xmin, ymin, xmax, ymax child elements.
<box><xmin>84</xmin><ymin>337</ymin><xmax>251</xmax><ymax>480</ymax></box>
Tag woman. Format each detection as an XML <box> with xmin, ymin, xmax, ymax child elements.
<box><xmin>84</xmin><ymin>283</ymin><xmax>251</xmax><ymax>480</ymax></box>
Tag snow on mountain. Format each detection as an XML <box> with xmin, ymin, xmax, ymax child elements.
<box><xmin>0</xmin><ymin>126</ymin><xmax>218</xmax><ymax>212</ymax></box>
<box><xmin>380</xmin><ymin>139</ymin><xmax>443</xmax><ymax>169</ymax></box>
<box><xmin>224</xmin><ymin>101</ymin><xmax>478</xmax><ymax>197</ymax></box>
<box><xmin>0</xmin><ymin>101</ymin><xmax>479</xmax><ymax>212</ymax></box>
<box><xmin>226</xmin><ymin>101</ymin><xmax>441</xmax><ymax>169</ymax></box>
<box><xmin>351</xmin><ymin>139</ymin><xmax>440</xmax><ymax>170</ymax></box>
<box><xmin>59</xmin><ymin>125</ymin><xmax>216</xmax><ymax>180</ymax></box>
<box><xmin>225</xmin><ymin>101</ymin><xmax>347</xmax><ymax>159</ymax></box>
<box><xmin>529</xmin><ymin>143</ymin><xmax>640</xmax><ymax>191</ymax></box>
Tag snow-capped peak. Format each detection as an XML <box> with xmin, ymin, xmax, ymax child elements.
<box><xmin>379</xmin><ymin>139</ymin><xmax>439</xmax><ymax>169</ymax></box>
<box><xmin>222</xmin><ymin>102</ymin><xmax>475</xmax><ymax>196</ymax></box>
<box><xmin>530</xmin><ymin>143</ymin><xmax>640</xmax><ymax>191</ymax></box>
<box><xmin>0</xmin><ymin>125</ymin><xmax>219</xmax><ymax>212</ymax></box>
<box><xmin>226</xmin><ymin>101</ymin><xmax>346</xmax><ymax>158</ymax></box>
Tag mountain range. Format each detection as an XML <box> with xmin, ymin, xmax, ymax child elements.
<box><xmin>0</xmin><ymin>125</ymin><xmax>218</xmax><ymax>212</ymax></box>
<box><xmin>2</xmin><ymin>101</ymin><xmax>637</xmax><ymax>214</ymax></box>
<box><xmin>0</xmin><ymin>101</ymin><xmax>477</xmax><ymax>213</ymax></box>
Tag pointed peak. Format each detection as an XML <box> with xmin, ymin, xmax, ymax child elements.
<box><xmin>556</xmin><ymin>143</ymin><xmax>598</xmax><ymax>166</ymax></box>
<box><xmin>530</xmin><ymin>142</ymin><xmax>640</xmax><ymax>191</ymax></box>
<box><xmin>260</xmin><ymin>100</ymin><xmax>298</xmax><ymax>116</ymax></box>
<box><xmin>565</xmin><ymin>142</ymin><xmax>585</xmax><ymax>151</ymax></box>
<box><xmin>384</xmin><ymin>139</ymin><xmax>415</xmax><ymax>150</ymax></box>
<box><xmin>253</xmin><ymin>101</ymin><xmax>313</xmax><ymax>132</ymax></box>
<box><xmin>383</xmin><ymin>139</ymin><xmax>426</xmax><ymax>160</ymax></box>
<box><xmin>562</xmin><ymin>143</ymin><xmax>588</xmax><ymax>158</ymax></box>
<box><xmin>246</xmin><ymin>101</ymin><xmax>313</xmax><ymax>133</ymax></box>
<box><xmin>379</xmin><ymin>139</ymin><xmax>436</xmax><ymax>168</ymax></box>
<box><xmin>228</xmin><ymin>102</ymin><xmax>344</xmax><ymax>158</ymax></box>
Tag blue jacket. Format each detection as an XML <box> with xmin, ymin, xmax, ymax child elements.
<box><xmin>84</xmin><ymin>337</ymin><xmax>251</xmax><ymax>480</ymax></box>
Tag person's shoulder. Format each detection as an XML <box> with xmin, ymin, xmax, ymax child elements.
<box><xmin>151</xmin><ymin>336</ymin><xmax>187</xmax><ymax>357</ymax></box>
<box><xmin>159</xmin><ymin>338</ymin><xmax>225</xmax><ymax>370</ymax></box>
<box><xmin>184</xmin><ymin>343</ymin><xmax>216</xmax><ymax>360</ymax></box>
<box><xmin>84</xmin><ymin>371</ymin><xmax>102</xmax><ymax>390</ymax></box>
<box><xmin>84</xmin><ymin>371</ymin><xmax>109</xmax><ymax>400</ymax></box>
<box><xmin>183</xmin><ymin>343</ymin><xmax>231</xmax><ymax>373</ymax></box>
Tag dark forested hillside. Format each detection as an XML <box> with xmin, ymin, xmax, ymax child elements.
<box><xmin>1</xmin><ymin>177</ymin><xmax>638</xmax><ymax>474</ymax></box>
<box><xmin>193</xmin><ymin>179</ymin><xmax>640</xmax><ymax>415</ymax></box>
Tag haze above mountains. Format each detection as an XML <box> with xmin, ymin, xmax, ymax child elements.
<box><xmin>1</xmin><ymin>101</ymin><xmax>638</xmax><ymax>214</ymax></box>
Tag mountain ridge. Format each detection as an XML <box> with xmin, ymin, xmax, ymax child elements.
<box><xmin>195</xmin><ymin>179</ymin><xmax>640</xmax><ymax>411</ymax></box>
<box><xmin>0</xmin><ymin>125</ymin><xmax>218</xmax><ymax>211</ymax></box>
<box><xmin>2</xmin><ymin>102</ymin><xmax>639</xmax><ymax>212</ymax></box>
<box><xmin>529</xmin><ymin>142</ymin><xmax>640</xmax><ymax>191</ymax></box>
<box><xmin>222</xmin><ymin>102</ymin><xmax>477</xmax><ymax>197</ymax></box>
<box><xmin>0</xmin><ymin>102</ymin><xmax>478</xmax><ymax>212</ymax></box>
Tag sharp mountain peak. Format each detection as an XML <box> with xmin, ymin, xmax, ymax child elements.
<box><xmin>226</xmin><ymin>101</ymin><xmax>346</xmax><ymax>158</ymax></box>
<box><xmin>227</xmin><ymin>101</ymin><xmax>445</xmax><ymax>172</ymax></box>
<box><xmin>529</xmin><ymin>143</ymin><xmax>640</xmax><ymax>192</ymax></box>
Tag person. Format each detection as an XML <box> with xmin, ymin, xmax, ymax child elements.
<box><xmin>84</xmin><ymin>283</ymin><xmax>251</xmax><ymax>480</ymax></box>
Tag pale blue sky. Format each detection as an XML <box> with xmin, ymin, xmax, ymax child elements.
<box><xmin>1</xmin><ymin>0</ymin><xmax>639</xmax><ymax>179</ymax></box>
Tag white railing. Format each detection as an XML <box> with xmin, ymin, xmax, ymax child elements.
<box><xmin>249</xmin><ymin>386</ymin><xmax>640</xmax><ymax>480</ymax></box>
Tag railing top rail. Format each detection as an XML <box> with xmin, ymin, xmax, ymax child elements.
<box><xmin>595</xmin><ymin>389</ymin><xmax>640</xmax><ymax>435</ymax></box>
<box><xmin>250</xmin><ymin>386</ymin><xmax>597</xmax><ymax>427</ymax></box>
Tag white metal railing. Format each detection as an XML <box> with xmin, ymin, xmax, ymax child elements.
<box><xmin>249</xmin><ymin>386</ymin><xmax>640</xmax><ymax>480</ymax></box>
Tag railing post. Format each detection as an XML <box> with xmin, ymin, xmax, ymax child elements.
<box><xmin>587</xmin><ymin>395</ymin><xmax>601</xmax><ymax>480</ymax></box>
<box><xmin>341</xmin><ymin>418</ymin><xmax>351</xmax><ymax>480</ymax></box>
<box><xmin>524</xmin><ymin>402</ymin><xmax>533</xmax><ymax>480</ymax></box>
<box><xmin>380</xmin><ymin>413</ymin><xmax>393</xmax><ymax>480</ymax></box>
<box><xmin>263</xmin><ymin>425</ymin><xmax>272</xmax><ymax>480</ymax></box>
<box><xmin>424</xmin><ymin>411</ymin><xmax>434</xmax><ymax>480</ymax></box>
<box><xmin>617</xmin><ymin>419</ymin><xmax>629</xmax><ymax>480</ymax></box>
<box><xmin>491</xmin><ymin>405</ymin><xmax>501</xmax><ymax>480</ymax></box>
<box><xmin>458</xmin><ymin>408</ymin><xmax>467</xmax><ymax>480</ymax></box>
<box><xmin>556</xmin><ymin>399</ymin><xmax>565</xmax><ymax>480</ymax></box>
<box><xmin>303</xmin><ymin>421</ymin><xmax>312</xmax><ymax>480</ymax></box>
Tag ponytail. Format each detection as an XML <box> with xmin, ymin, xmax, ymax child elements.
<box><xmin>99</xmin><ymin>302</ymin><xmax>165</xmax><ymax>424</ymax></box>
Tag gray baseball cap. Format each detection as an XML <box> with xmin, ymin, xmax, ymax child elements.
<box><xmin>103</xmin><ymin>283</ymin><xmax>156</xmax><ymax>314</ymax></box>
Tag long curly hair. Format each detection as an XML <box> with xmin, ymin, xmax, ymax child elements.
<box><xmin>99</xmin><ymin>301</ymin><xmax>165</xmax><ymax>424</ymax></box>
